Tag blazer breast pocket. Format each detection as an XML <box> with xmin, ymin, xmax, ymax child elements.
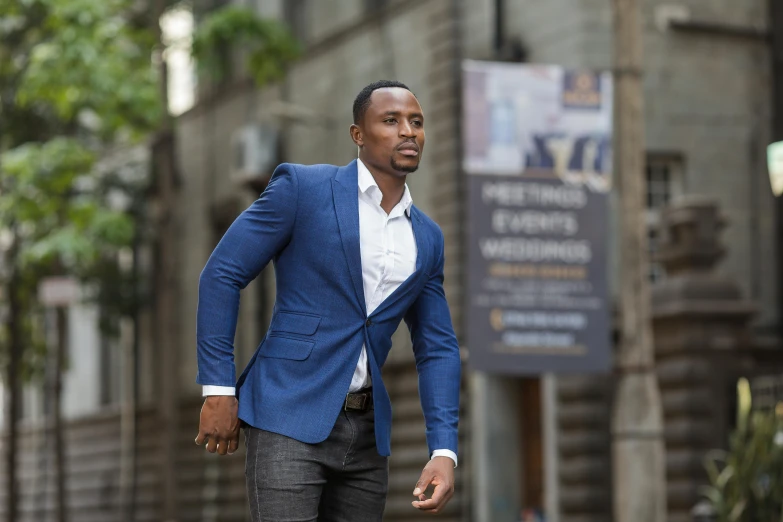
<box><xmin>269</xmin><ymin>310</ymin><xmax>321</xmax><ymax>336</ymax></box>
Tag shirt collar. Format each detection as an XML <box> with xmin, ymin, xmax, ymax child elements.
<box><xmin>356</xmin><ymin>159</ymin><xmax>413</xmax><ymax>217</ymax></box>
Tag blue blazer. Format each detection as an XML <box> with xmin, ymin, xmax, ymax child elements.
<box><xmin>196</xmin><ymin>160</ymin><xmax>461</xmax><ymax>457</ymax></box>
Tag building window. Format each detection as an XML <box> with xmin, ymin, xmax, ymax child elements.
<box><xmin>645</xmin><ymin>154</ymin><xmax>683</xmax><ymax>282</ymax></box>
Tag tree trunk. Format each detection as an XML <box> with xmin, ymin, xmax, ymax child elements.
<box><xmin>5</xmin><ymin>230</ymin><xmax>21</xmax><ymax>522</ymax></box>
<box><xmin>54</xmin><ymin>306</ymin><xmax>68</xmax><ymax>522</ymax></box>
<box><xmin>610</xmin><ymin>0</ymin><xmax>667</xmax><ymax>521</ymax></box>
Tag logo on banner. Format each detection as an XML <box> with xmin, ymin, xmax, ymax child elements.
<box><xmin>563</xmin><ymin>71</ymin><xmax>602</xmax><ymax>110</ymax></box>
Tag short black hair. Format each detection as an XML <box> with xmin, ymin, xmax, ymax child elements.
<box><xmin>352</xmin><ymin>80</ymin><xmax>413</xmax><ymax>124</ymax></box>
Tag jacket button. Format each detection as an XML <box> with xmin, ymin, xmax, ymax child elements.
<box><xmin>366</xmin><ymin>318</ymin><xmax>372</xmax><ymax>327</ymax></box>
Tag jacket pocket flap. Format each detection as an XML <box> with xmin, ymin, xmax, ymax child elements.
<box><xmin>270</xmin><ymin>311</ymin><xmax>321</xmax><ymax>336</ymax></box>
<box><xmin>261</xmin><ymin>335</ymin><xmax>315</xmax><ymax>361</ymax></box>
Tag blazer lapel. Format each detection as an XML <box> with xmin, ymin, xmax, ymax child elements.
<box><xmin>411</xmin><ymin>206</ymin><xmax>429</xmax><ymax>273</ymax></box>
<box><xmin>332</xmin><ymin>161</ymin><xmax>367</xmax><ymax>315</ymax></box>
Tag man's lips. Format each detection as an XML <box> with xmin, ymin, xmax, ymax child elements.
<box><xmin>397</xmin><ymin>143</ymin><xmax>419</xmax><ymax>157</ymax></box>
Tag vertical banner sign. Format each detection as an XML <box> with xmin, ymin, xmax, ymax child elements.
<box><xmin>463</xmin><ymin>60</ymin><xmax>612</xmax><ymax>374</ymax></box>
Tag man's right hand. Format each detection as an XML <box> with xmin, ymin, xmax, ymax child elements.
<box><xmin>195</xmin><ymin>396</ymin><xmax>240</xmax><ymax>455</ymax></box>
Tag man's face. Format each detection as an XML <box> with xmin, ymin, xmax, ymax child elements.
<box><xmin>351</xmin><ymin>87</ymin><xmax>425</xmax><ymax>176</ymax></box>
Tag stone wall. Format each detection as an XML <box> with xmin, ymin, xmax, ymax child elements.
<box><xmin>652</xmin><ymin>198</ymin><xmax>757</xmax><ymax>522</ymax></box>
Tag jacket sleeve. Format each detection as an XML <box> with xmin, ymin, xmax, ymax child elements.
<box><xmin>403</xmin><ymin>231</ymin><xmax>462</xmax><ymax>456</ymax></box>
<box><xmin>196</xmin><ymin>164</ymin><xmax>298</xmax><ymax>387</ymax></box>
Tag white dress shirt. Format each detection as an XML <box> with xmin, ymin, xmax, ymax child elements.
<box><xmin>351</xmin><ymin>158</ymin><xmax>416</xmax><ymax>391</ymax></box>
<box><xmin>203</xmin><ymin>159</ymin><xmax>457</xmax><ymax>467</ymax></box>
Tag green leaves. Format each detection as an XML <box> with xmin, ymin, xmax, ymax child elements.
<box><xmin>2</xmin><ymin>138</ymin><xmax>94</xmax><ymax>220</ymax></box>
<box><xmin>702</xmin><ymin>379</ymin><xmax>783</xmax><ymax>521</ymax></box>
<box><xmin>8</xmin><ymin>0</ymin><xmax>161</xmax><ymax>141</ymax></box>
<box><xmin>191</xmin><ymin>5</ymin><xmax>299</xmax><ymax>86</ymax></box>
<box><xmin>0</xmin><ymin>138</ymin><xmax>135</xmax><ymax>272</ymax></box>
<box><xmin>0</xmin><ymin>0</ymin><xmax>155</xmax><ymax>294</ymax></box>
<box><xmin>0</xmin><ymin>0</ymin><xmax>299</xmax><ymax>381</ymax></box>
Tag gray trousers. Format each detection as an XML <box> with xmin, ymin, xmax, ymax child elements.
<box><xmin>244</xmin><ymin>408</ymin><xmax>389</xmax><ymax>522</ymax></box>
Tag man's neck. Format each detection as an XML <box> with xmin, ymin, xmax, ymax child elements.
<box><xmin>360</xmin><ymin>157</ymin><xmax>406</xmax><ymax>214</ymax></box>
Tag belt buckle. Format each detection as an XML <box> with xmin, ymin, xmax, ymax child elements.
<box><xmin>345</xmin><ymin>392</ymin><xmax>367</xmax><ymax>411</ymax></box>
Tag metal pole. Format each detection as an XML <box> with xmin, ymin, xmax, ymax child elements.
<box><xmin>118</xmin><ymin>317</ymin><xmax>136</xmax><ymax>522</ymax></box>
<box><xmin>5</xmin><ymin>228</ymin><xmax>20</xmax><ymax>522</ymax></box>
<box><xmin>54</xmin><ymin>306</ymin><xmax>68</xmax><ymax>522</ymax></box>
<box><xmin>541</xmin><ymin>374</ymin><xmax>560</xmax><ymax>522</ymax></box>
<box><xmin>610</xmin><ymin>0</ymin><xmax>667</xmax><ymax>521</ymax></box>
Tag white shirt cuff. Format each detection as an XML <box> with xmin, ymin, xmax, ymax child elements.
<box><xmin>202</xmin><ymin>385</ymin><xmax>236</xmax><ymax>397</ymax></box>
<box><xmin>431</xmin><ymin>449</ymin><xmax>458</xmax><ymax>468</ymax></box>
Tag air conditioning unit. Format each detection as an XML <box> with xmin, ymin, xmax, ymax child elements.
<box><xmin>230</xmin><ymin>123</ymin><xmax>279</xmax><ymax>190</ymax></box>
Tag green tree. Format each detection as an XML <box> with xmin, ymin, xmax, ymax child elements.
<box><xmin>1</xmin><ymin>139</ymin><xmax>140</xmax><ymax>522</ymax></box>
<box><xmin>0</xmin><ymin>1</ymin><xmax>159</xmax><ymax>520</ymax></box>
<box><xmin>0</xmin><ymin>1</ymin><xmax>299</xmax><ymax>519</ymax></box>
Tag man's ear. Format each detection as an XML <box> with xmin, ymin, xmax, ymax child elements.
<box><xmin>350</xmin><ymin>124</ymin><xmax>364</xmax><ymax>147</ymax></box>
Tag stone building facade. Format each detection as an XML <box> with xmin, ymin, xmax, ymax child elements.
<box><xmin>2</xmin><ymin>1</ymin><xmax>779</xmax><ymax>521</ymax></box>
<box><xmin>169</xmin><ymin>1</ymin><xmax>779</xmax><ymax>521</ymax></box>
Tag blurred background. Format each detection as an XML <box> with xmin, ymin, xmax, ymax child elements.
<box><xmin>1</xmin><ymin>0</ymin><xmax>782</xmax><ymax>521</ymax></box>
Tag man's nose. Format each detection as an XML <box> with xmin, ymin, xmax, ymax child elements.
<box><xmin>399</xmin><ymin>120</ymin><xmax>416</xmax><ymax>137</ymax></box>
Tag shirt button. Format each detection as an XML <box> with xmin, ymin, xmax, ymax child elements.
<box><xmin>366</xmin><ymin>318</ymin><xmax>372</xmax><ymax>327</ymax></box>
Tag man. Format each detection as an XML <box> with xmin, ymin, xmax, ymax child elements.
<box><xmin>194</xmin><ymin>80</ymin><xmax>461</xmax><ymax>521</ymax></box>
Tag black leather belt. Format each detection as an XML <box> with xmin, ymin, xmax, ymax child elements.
<box><xmin>344</xmin><ymin>389</ymin><xmax>373</xmax><ymax>412</ymax></box>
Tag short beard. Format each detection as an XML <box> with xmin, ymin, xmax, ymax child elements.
<box><xmin>390</xmin><ymin>156</ymin><xmax>419</xmax><ymax>174</ymax></box>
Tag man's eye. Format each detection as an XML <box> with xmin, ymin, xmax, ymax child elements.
<box><xmin>412</xmin><ymin>120</ymin><xmax>423</xmax><ymax>127</ymax></box>
<box><xmin>384</xmin><ymin>119</ymin><xmax>397</xmax><ymax>124</ymax></box>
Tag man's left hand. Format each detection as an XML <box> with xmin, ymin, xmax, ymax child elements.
<box><xmin>412</xmin><ymin>456</ymin><xmax>455</xmax><ymax>514</ymax></box>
